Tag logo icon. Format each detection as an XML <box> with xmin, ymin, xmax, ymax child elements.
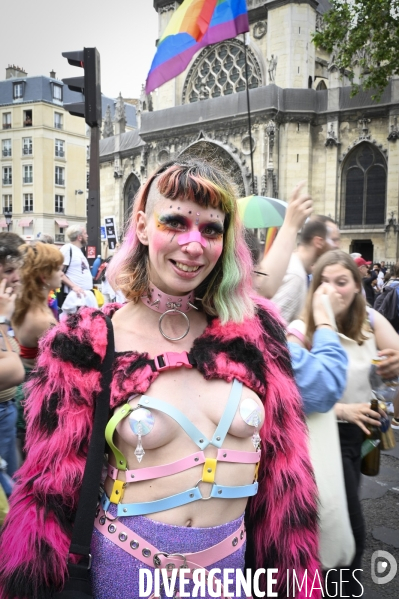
<box><xmin>371</xmin><ymin>550</ymin><xmax>397</xmax><ymax>585</ymax></box>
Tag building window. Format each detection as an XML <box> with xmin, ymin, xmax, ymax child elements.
<box><xmin>23</xmin><ymin>110</ymin><xmax>32</xmax><ymax>127</ymax></box>
<box><xmin>13</xmin><ymin>82</ymin><xmax>24</xmax><ymax>100</ymax></box>
<box><xmin>55</xmin><ymin>139</ymin><xmax>65</xmax><ymax>157</ymax></box>
<box><xmin>2</xmin><ymin>167</ymin><xmax>12</xmax><ymax>185</ymax></box>
<box><xmin>54</xmin><ymin>113</ymin><xmax>63</xmax><ymax>130</ymax></box>
<box><xmin>86</xmin><ymin>171</ymin><xmax>89</xmax><ymax>190</ymax></box>
<box><xmin>2</xmin><ymin>195</ymin><xmax>12</xmax><ymax>211</ymax></box>
<box><xmin>53</xmin><ymin>84</ymin><xmax>63</xmax><ymax>101</ymax></box>
<box><xmin>182</xmin><ymin>40</ymin><xmax>262</xmax><ymax>104</ymax></box>
<box><xmin>23</xmin><ymin>165</ymin><xmax>33</xmax><ymax>184</ymax></box>
<box><xmin>55</xmin><ymin>166</ymin><xmax>65</xmax><ymax>186</ymax></box>
<box><xmin>55</xmin><ymin>194</ymin><xmax>64</xmax><ymax>213</ymax></box>
<box><xmin>342</xmin><ymin>142</ymin><xmax>387</xmax><ymax>226</ymax></box>
<box><xmin>22</xmin><ymin>137</ymin><xmax>32</xmax><ymax>155</ymax></box>
<box><xmin>2</xmin><ymin>113</ymin><xmax>11</xmax><ymax>129</ymax></box>
<box><xmin>2</xmin><ymin>140</ymin><xmax>11</xmax><ymax>157</ymax></box>
<box><xmin>23</xmin><ymin>194</ymin><xmax>33</xmax><ymax>212</ymax></box>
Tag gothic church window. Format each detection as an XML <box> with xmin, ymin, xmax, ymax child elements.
<box><xmin>182</xmin><ymin>40</ymin><xmax>261</xmax><ymax>104</ymax></box>
<box><xmin>124</xmin><ymin>174</ymin><xmax>140</xmax><ymax>223</ymax></box>
<box><xmin>342</xmin><ymin>142</ymin><xmax>386</xmax><ymax>226</ymax></box>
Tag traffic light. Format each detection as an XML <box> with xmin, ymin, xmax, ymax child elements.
<box><xmin>62</xmin><ymin>47</ymin><xmax>102</xmax><ymax>127</ymax></box>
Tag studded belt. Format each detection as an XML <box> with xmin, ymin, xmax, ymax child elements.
<box><xmin>94</xmin><ymin>506</ymin><xmax>250</xmax><ymax>599</ymax></box>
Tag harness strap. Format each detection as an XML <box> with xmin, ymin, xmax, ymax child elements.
<box><xmin>101</xmin><ymin>480</ymin><xmax>259</xmax><ymax>517</ymax></box>
<box><xmin>105</xmin><ymin>403</ymin><xmax>133</xmax><ymax>470</ymax></box>
<box><xmin>210</xmin><ymin>379</ymin><xmax>243</xmax><ymax>448</ymax></box>
<box><xmin>94</xmin><ymin>507</ymin><xmax>251</xmax><ymax>599</ymax></box>
<box><xmin>107</xmin><ymin>448</ymin><xmax>260</xmax><ymax>483</ymax></box>
<box><xmin>138</xmin><ymin>396</ymin><xmax>211</xmax><ymax>449</ymax></box>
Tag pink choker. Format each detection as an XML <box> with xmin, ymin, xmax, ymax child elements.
<box><xmin>141</xmin><ymin>283</ymin><xmax>197</xmax><ymax>341</ymax></box>
<box><xmin>141</xmin><ymin>284</ymin><xmax>196</xmax><ymax>313</ymax></box>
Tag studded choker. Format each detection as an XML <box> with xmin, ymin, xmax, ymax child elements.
<box><xmin>141</xmin><ymin>283</ymin><xmax>197</xmax><ymax>341</ymax></box>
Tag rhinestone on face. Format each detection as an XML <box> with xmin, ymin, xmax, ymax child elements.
<box><xmin>216</xmin><ymin>436</ymin><xmax>221</xmax><ymax>441</ymax></box>
<box><xmin>240</xmin><ymin>530</ymin><xmax>244</xmax><ymax>539</ymax></box>
<box><xmin>207</xmin><ymin>468</ymin><xmax>212</xmax><ymax>473</ymax></box>
<box><xmin>199</xmin><ymin>439</ymin><xmax>204</xmax><ymax>444</ymax></box>
<box><xmin>218</xmin><ymin>489</ymin><xmax>222</xmax><ymax>495</ymax></box>
<box><xmin>142</xmin><ymin>548</ymin><xmax>151</xmax><ymax>557</ymax></box>
<box><xmin>130</xmin><ymin>540</ymin><xmax>139</xmax><ymax>550</ymax></box>
<box><xmin>95</xmin><ymin>507</ymin><xmax>100</xmax><ymax>517</ymax></box>
<box><xmin>108</xmin><ymin>524</ymin><xmax>117</xmax><ymax>534</ymax></box>
<box><xmin>232</xmin><ymin>537</ymin><xmax>238</xmax><ymax>546</ymax></box>
<box><xmin>189</xmin><ymin>493</ymin><xmax>194</xmax><ymax>498</ymax></box>
<box><xmin>223</xmin><ymin>453</ymin><xmax>227</xmax><ymax>457</ymax></box>
<box><xmin>123</xmin><ymin>508</ymin><xmax>128</xmax><ymax>513</ymax></box>
<box><xmin>99</xmin><ymin>516</ymin><xmax>106</xmax><ymax>525</ymax></box>
<box><xmin>119</xmin><ymin>532</ymin><xmax>128</xmax><ymax>542</ymax></box>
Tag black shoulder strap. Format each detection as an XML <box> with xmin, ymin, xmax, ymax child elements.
<box><xmin>68</xmin><ymin>315</ymin><xmax>114</xmax><ymax>559</ymax></box>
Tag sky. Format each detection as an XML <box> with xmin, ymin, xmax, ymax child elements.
<box><xmin>1</xmin><ymin>0</ymin><xmax>159</xmax><ymax>100</ymax></box>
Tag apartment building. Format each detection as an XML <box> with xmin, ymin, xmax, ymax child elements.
<box><xmin>0</xmin><ymin>65</ymin><xmax>87</xmax><ymax>244</ymax></box>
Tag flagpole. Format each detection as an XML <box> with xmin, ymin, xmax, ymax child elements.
<box><xmin>243</xmin><ymin>33</ymin><xmax>255</xmax><ymax>195</ymax></box>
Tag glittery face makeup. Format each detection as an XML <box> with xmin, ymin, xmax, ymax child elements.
<box><xmin>147</xmin><ymin>199</ymin><xmax>225</xmax><ymax>295</ymax></box>
<box><xmin>154</xmin><ymin>210</ymin><xmax>224</xmax><ymax>247</ymax></box>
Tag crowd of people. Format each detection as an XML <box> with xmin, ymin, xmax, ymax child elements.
<box><xmin>0</xmin><ymin>158</ymin><xmax>398</xmax><ymax>599</ymax></box>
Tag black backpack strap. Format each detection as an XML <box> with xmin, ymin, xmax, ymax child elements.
<box><xmin>67</xmin><ymin>315</ymin><xmax>114</xmax><ymax>562</ymax></box>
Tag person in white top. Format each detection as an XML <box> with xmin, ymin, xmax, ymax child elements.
<box><xmin>293</xmin><ymin>250</ymin><xmax>399</xmax><ymax>597</ymax></box>
<box><xmin>60</xmin><ymin>225</ymin><xmax>93</xmax><ymax>298</ymax></box>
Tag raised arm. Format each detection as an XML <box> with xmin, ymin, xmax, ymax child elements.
<box><xmin>0</xmin><ymin>278</ymin><xmax>24</xmax><ymax>390</ymax></box>
<box><xmin>288</xmin><ymin>283</ymin><xmax>348</xmax><ymax>414</ymax></box>
<box><xmin>0</xmin><ymin>308</ymin><xmax>108</xmax><ymax>599</ymax></box>
<box><xmin>255</xmin><ymin>182</ymin><xmax>312</xmax><ymax>298</ymax></box>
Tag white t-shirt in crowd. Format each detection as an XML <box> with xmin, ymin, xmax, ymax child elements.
<box><xmin>60</xmin><ymin>243</ymin><xmax>93</xmax><ymax>291</ymax></box>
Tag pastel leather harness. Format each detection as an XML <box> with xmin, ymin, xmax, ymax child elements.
<box><xmin>99</xmin><ymin>351</ymin><xmax>260</xmax><ymax>598</ymax></box>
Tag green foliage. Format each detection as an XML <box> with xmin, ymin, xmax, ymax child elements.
<box><xmin>313</xmin><ymin>0</ymin><xmax>399</xmax><ymax>99</ymax></box>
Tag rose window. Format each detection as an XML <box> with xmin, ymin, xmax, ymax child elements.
<box><xmin>182</xmin><ymin>41</ymin><xmax>262</xmax><ymax>104</ymax></box>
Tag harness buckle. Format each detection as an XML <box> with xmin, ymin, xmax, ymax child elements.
<box><xmin>154</xmin><ymin>351</ymin><xmax>193</xmax><ymax>372</ymax></box>
<box><xmin>153</xmin><ymin>552</ymin><xmax>187</xmax><ymax>571</ymax></box>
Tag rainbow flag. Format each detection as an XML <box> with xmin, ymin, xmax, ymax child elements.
<box><xmin>146</xmin><ymin>0</ymin><xmax>249</xmax><ymax>94</ymax></box>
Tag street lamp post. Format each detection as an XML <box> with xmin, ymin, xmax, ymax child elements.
<box><xmin>4</xmin><ymin>207</ymin><xmax>12</xmax><ymax>232</ymax></box>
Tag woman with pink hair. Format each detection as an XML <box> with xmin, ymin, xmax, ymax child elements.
<box><xmin>0</xmin><ymin>159</ymin><xmax>320</xmax><ymax>599</ymax></box>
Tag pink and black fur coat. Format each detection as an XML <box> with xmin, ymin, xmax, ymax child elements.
<box><xmin>0</xmin><ymin>300</ymin><xmax>321</xmax><ymax>599</ymax></box>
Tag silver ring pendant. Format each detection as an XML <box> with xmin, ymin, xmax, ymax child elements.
<box><xmin>158</xmin><ymin>309</ymin><xmax>190</xmax><ymax>341</ymax></box>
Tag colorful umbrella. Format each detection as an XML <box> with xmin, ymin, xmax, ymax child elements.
<box><xmin>237</xmin><ymin>195</ymin><xmax>287</xmax><ymax>228</ymax></box>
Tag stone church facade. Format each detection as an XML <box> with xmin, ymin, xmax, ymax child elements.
<box><xmin>99</xmin><ymin>0</ymin><xmax>399</xmax><ymax>262</ymax></box>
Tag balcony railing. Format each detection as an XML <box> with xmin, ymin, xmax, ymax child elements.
<box><xmin>55</xmin><ymin>234</ymin><xmax>65</xmax><ymax>242</ymax></box>
<box><xmin>54</xmin><ymin>123</ymin><xmax>63</xmax><ymax>130</ymax></box>
<box><xmin>2</xmin><ymin>178</ymin><xmax>12</xmax><ymax>185</ymax></box>
<box><xmin>23</xmin><ymin>147</ymin><xmax>32</xmax><ymax>155</ymax></box>
<box><xmin>2</xmin><ymin>124</ymin><xmax>11</xmax><ymax>130</ymax></box>
<box><xmin>55</xmin><ymin>178</ymin><xmax>65</xmax><ymax>186</ymax></box>
<box><xmin>2</xmin><ymin>149</ymin><xmax>11</xmax><ymax>157</ymax></box>
<box><xmin>55</xmin><ymin>150</ymin><xmax>65</xmax><ymax>157</ymax></box>
<box><xmin>23</xmin><ymin>177</ymin><xmax>33</xmax><ymax>184</ymax></box>
<box><xmin>23</xmin><ymin>207</ymin><xmax>33</xmax><ymax>212</ymax></box>
<box><xmin>23</xmin><ymin>120</ymin><xmax>32</xmax><ymax>127</ymax></box>
<box><xmin>55</xmin><ymin>207</ymin><xmax>65</xmax><ymax>213</ymax></box>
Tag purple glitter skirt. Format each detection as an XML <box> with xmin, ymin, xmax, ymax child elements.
<box><xmin>91</xmin><ymin>505</ymin><xmax>246</xmax><ymax>599</ymax></box>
